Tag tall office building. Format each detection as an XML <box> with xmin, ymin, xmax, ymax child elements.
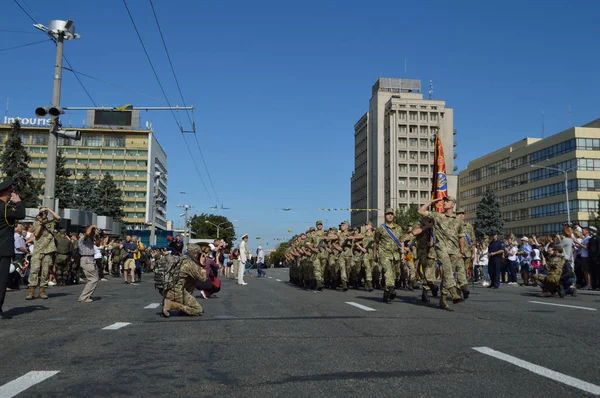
<box><xmin>458</xmin><ymin>118</ymin><xmax>600</xmax><ymax>236</ymax></box>
<box><xmin>350</xmin><ymin>78</ymin><xmax>457</xmax><ymax>226</ymax></box>
<box><xmin>0</xmin><ymin>109</ymin><xmax>167</xmax><ymax>230</ymax></box>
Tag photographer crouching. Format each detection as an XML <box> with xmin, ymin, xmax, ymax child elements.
<box><xmin>77</xmin><ymin>224</ymin><xmax>101</xmax><ymax>303</ymax></box>
<box><xmin>26</xmin><ymin>206</ymin><xmax>60</xmax><ymax>300</ymax></box>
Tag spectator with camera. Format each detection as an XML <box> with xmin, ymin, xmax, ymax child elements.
<box><xmin>78</xmin><ymin>224</ymin><xmax>100</xmax><ymax>303</ymax></box>
<box><xmin>26</xmin><ymin>206</ymin><xmax>60</xmax><ymax>300</ymax></box>
<box><xmin>167</xmin><ymin>235</ymin><xmax>183</xmax><ymax>255</ymax></box>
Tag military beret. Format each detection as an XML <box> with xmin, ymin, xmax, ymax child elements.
<box><xmin>0</xmin><ymin>178</ymin><xmax>14</xmax><ymax>192</ymax></box>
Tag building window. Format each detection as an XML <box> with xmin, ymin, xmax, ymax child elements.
<box><xmin>398</xmin><ymin>125</ymin><xmax>407</xmax><ymax>134</ymax></box>
<box><xmin>399</xmin><ymin>191</ymin><xmax>407</xmax><ymax>199</ymax></box>
<box><xmin>420</xmin><ymin>126</ymin><xmax>428</xmax><ymax>135</ymax></box>
<box><xmin>409</xmin><ymin>125</ymin><xmax>418</xmax><ymax>134</ymax></box>
<box><xmin>409</xmin><ymin>112</ymin><xmax>417</xmax><ymax>121</ymax></box>
<box><xmin>399</xmin><ymin>177</ymin><xmax>407</xmax><ymax>186</ymax></box>
<box><xmin>82</xmin><ymin>135</ymin><xmax>102</xmax><ymax>147</ymax></box>
<box><xmin>398</xmin><ymin>151</ymin><xmax>407</xmax><ymax>160</ymax></box>
<box><xmin>399</xmin><ymin>138</ymin><xmax>407</xmax><ymax>147</ymax></box>
<box><xmin>31</xmin><ymin>133</ymin><xmax>48</xmax><ymax>145</ymax></box>
<box><xmin>420</xmin><ymin>165</ymin><xmax>429</xmax><ymax>173</ymax></box>
<box><xmin>420</xmin><ymin>191</ymin><xmax>429</xmax><ymax>199</ymax></box>
<box><xmin>20</xmin><ymin>133</ymin><xmax>30</xmax><ymax>145</ymax></box>
<box><xmin>410</xmin><ymin>191</ymin><xmax>417</xmax><ymax>199</ymax></box>
<box><xmin>105</xmin><ymin>135</ymin><xmax>126</xmax><ymax>147</ymax></box>
<box><xmin>399</xmin><ymin>111</ymin><xmax>406</xmax><ymax>120</ymax></box>
<box><xmin>409</xmin><ymin>151</ymin><xmax>418</xmax><ymax>160</ymax></box>
<box><xmin>399</xmin><ymin>165</ymin><xmax>407</xmax><ymax>174</ymax></box>
<box><xmin>420</xmin><ymin>113</ymin><xmax>428</xmax><ymax>121</ymax></box>
<box><xmin>420</xmin><ymin>139</ymin><xmax>428</xmax><ymax>148</ymax></box>
<box><xmin>420</xmin><ymin>152</ymin><xmax>428</xmax><ymax>161</ymax></box>
<box><xmin>409</xmin><ymin>165</ymin><xmax>418</xmax><ymax>173</ymax></box>
<box><xmin>430</xmin><ymin>113</ymin><xmax>437</xmax><ymax>122</ymax></box>
<box><xmin>409</xmin><ymin>138</ymin><xmax>417</xmax><ymax>147</ymax></box>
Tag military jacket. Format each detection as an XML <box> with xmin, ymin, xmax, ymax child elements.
<box><xmin>0</xmin><ymin>199</ymin><xmax>25</xmax><ymax>257</ymax></box>
<box><xmin>338</xmin><ymin>231</ymin><xmax>353</xmax><ymax>252</ymax></box>
<box><xmin>362</xmin><ymin>232</ymin><xmax>374</xmax><ymax>256</ymax></box>
<box><xmin>462</xmin><ymin>222</ymin><xmax>475</xmax><ymax>256</ymax></box>
<box><xmin>33</xmin><ymin>219</ymin><xmax>57</xmax><ymax>255</ymax></box>
<box><xmin>425</xmin><ymin>211</ymin><xmax>464</xmax><ymax>255</ymax></box>
<box><xmin>375</xmin><ymin>222</ymin><xmax>403</xmax><ymax>254</ymax></box>
<box><xmin>55</xmin><ymin>235</ymin><xmax>72</xmax><ymax>255</ymax></box>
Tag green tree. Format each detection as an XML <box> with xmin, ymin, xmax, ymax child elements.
<box><xmin>55</xmin><ymin>149</ymin><xmax>74</xmax><ymax>209</ymax></box>
<box><xmin>0</xmin><ymin>120</ymin><xmax>42</xmax><ymax>207</ymax></box>
<box><xmin>474</xmin><ymin>189</ymin><xmax>504</xmax><ymax>242</ymax></box>
<box><xmin>393</xmin><ymin>204</ymin><xmax>421</xmax><ymax>232</ymax></box>
<box><xmin>190</xmin><ymin>213</ymin><xmax>236</xmax><ymax>247</ymax></box>
<box><xmin>73</xmin><ymin>166</ymin><xmax>99</xmax><ymax>212</ymax></box>
<box><xmin>96</xmin><ymin>172</ymin><xmax>125</xmax><ymax>220</ymax></box>
<box><xmin>267</xmin><ymin>241</ymin><xmax>290</xmax><ymax>267</ymax></box>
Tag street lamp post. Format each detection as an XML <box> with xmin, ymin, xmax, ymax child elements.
<box><xmin>205</xmin><ymin>220</ymin><xmax>232</xmax><ymax>239</ymax></box>
<box><xmin>530</xmin><ymin>164</ymin><xmax>572</xmax><ymax>225</ymax></box>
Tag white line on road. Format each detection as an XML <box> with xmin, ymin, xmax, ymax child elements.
<box><xmin>345</xmin><ymin>302</ymin><xmax>376</xmax><ymax>312</ymax></box>
<box><xmin>473</xmin><ymin>347</ymin><xmax>600</xmax><ymax>395</ymax></box>
<box><xmin>528</xmin><ymin>301</ymin><xmax>597</xmax><ymax>311</ymax></box>
<box><xmin>144</xmin><ymin>303</ymin><xmax>160</xmax><ymax>309</ymax></box>
<box><xmin>102</xmin><ymin>322</ymin><xmax>131</xmax><ymax>330</ymax></box>
<box><xmin>0</xmin><ymin>371</ymin><xmax>60</xmax><ymax>397</ymax></box>
<box><xmin>276</xmin><ymin>279</ymin><xmax>282</xmax><ymax>282</ymax></box>
<box><xmin>268</xmin><ymin>277</ymin><xmax>272</xmax><ymax>279</ymax></box>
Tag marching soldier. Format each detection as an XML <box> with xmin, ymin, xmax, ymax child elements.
<box><xmin>374</xmin><ymin>208</ymin><xmax>403</xmax><ymax>303</ymax></box>
<box><xmin>307</xmin><ymin>221</ymin><xmax>327</xmax><ymax>291</ymax></box>
<box><xmin>350</xmin><ymin>227</ymin><xmax>364</xmax><ymax>289</ymax></box>
<box><xmin>418</xmin><ymin>196</ymin><xmax>464</xmax><ymax>310</ymax></box>
<box><xmin>337</xmin><ymin>221</ymin><xmax>353</xmax><ymax>291</ymax></box>
<box><xmin>55</xmin><ymin>230</ymin><xmax>72</xmax><ymax>286</ymax></box>
<box><xmin>325</xmin><ymin>227</ymin><xmax>340</xmax><ymax>289</ymax></box>
<box><xmin>456</xmin><ymin>208</ymin><xmax>474</xmax><ymax>299</ymax></box>
<box><xmin>408</xmin><ymin>217</ymin><xmax>439</xmax><ymax>303</ymax></box>
<box><xmin>361</xmin><ymin>222</ymin><xmax>376</xmax><ymax>291</ymax></box>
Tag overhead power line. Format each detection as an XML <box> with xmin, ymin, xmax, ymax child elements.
<box><xmin>122</xmin><ymin>0</ymin><xmax>217</xmax><ymax>205</ymax></box>
<box><xmin>148</xmin><ymin>0</ymin><xmax>221</xmax><ymax>205</ymax></box>
<box><xmin>0</xmin><ymin>38</ymin><xmax>52</xmax><ymax>52</ymax></box>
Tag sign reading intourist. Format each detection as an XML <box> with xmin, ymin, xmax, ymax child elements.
<box><xmin>2</xmin><ymin>116</ymin><xmax>50</xmax><ymax>127</ymax></box>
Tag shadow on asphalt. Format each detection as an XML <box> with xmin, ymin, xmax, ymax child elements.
<box><xmin>47</xmin><ymin>292</ymin><xmax>73</xmax><ymax>298</ymax></box>
<box><xmin>259</xmin><ymin>369</ymin><xmax>436</xmax><ymax>385</ymax></box>
<box><xmin>5</xmin><ymin>305</ymin><xmax>49</xmax><ymax>317</ymax></box>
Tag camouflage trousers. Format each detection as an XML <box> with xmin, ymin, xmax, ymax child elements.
<box><xmin>313</xmin><ymin>255</ymin><xmax>327</xmax><ymax>282</ymax></box>
<box><xmin>363</xmin><ymin>253</ymin><xmax>380</xmax><ymax>282</ymax></box>
<box><xmin>417</xmin><ymin>252</ymin><xmax>437</xmax><ymax>291</ymax></box>
<box><xmin>379</xmin><ymin>250</ymin><xmax>400</xmax><ymax>289</ymax></box>
<box><xmin>337</xmin><ymin>250</ymin><xmax>353</xmax><ymax>283</ymax></box>
<box><xmin>326</xmin><ymin>254</ymin><xmax>338</xmax><ymax>282</ymax></box>
<box><xmin>55</xmin><ymin>254</ymin><xmax>70</xmax><ymax>284</ymax></box>
<box><xmin>402</xmin><ymin>260</ymin><xmax>417</xmax><ymax>283</ymax></box>
<box><xmin>163</xmin><ymin>285</ymin><xmax>203</xmax><ymax>316</ymax></box>
<box><xmin>435</xmin><ymin>249</ymin><xmax>460</xmax><ymax>295</ymax></box>
<box><xmin>456</xmin><ymin>256</ymin><xmax>470</xmax><ymax>288</ymax></box>
<box><xmin>533</xmin><ymin>273</ymin><xmax>560</xmax><ymax>293</ymax></box>
<box><xmin>351</xmin><ymin>252</ymin><xmax>363</xmax><ymax>282</ymax></box>
<box><xmin>302</xmin><ymin>258</ymin><xmax>313</xmax><ymax>281</ymax></box>
<box><xmin>29</xmin><ymin>252</ymin><xmax>54</xmax><ymax>288</ymax></box>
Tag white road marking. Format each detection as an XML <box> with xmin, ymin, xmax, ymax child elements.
<box><xmin>268</xmin><ymin>276</ymin><xmax>273</xmax><ymax>279</ymax></box>
<box><xmin>0</xmin><ymin>371</ymin><xmax>60</xmax><ymax>397</ymax></box>
<box><xmin>345</xmin><ymin>302</ymin><xmax>376</xmax><ymax>312</ymax></box>
<box><xmin>144</xmin><ymin>303</ymin><xmax>160</xmax><ymax>309</ymax></box>
<box><xmin>473</xmin><ymin>347</ymin><xmax>600</xmax><ymax>395</ymax></box>
<box><xmin>102</xmin><ymin>322</ymin><xmax>131</xmax><ymax>330</ymax></box>
<box><xmin>528</xmin><ymin>300</ymin><xmax>597</xmax><ymax>311</ymax></box>
<box><xmin>276</xmin><ymin>279</ymin><xmax>282</xmax><ymax>282</ymax></box>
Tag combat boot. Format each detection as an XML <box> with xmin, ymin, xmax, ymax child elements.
<box><xmin>461</xmin><ymin>286</ymin><xmax>470</xmax><ymax>300</ymax></box>
<box><xmin>439</xmin><ymin>294</ymin><xmax>452</xmax><ymax>310</ymax></box>
<box><xmin>341</xmin><ymin>281</ymin><xmax>348</xmax><ymax>292</ymax></box>
<box><xmin>25</xmin><ymin>287</ymin><xmax>35</xmax><ymax>300</ymax></box>
<box><xmin>382</xmin><ymin>289</ymin><xmax>390</xmax><ymax>303</ymax></box>
<box><xmin>365</xmin><ymin>281</ymin><xmax>373</xmax><ymax>292</ymax></box>
<box><xmin>558</xmin><ymin>284</ymin><xmax>565</xmax><ymax>298</ymax></box>
<box><xmin>451</xmin><ymin>287</ymin><xmax>462</xmax><ymax>304</ymax></box>
<box><xmin>421</xmin><ymin>288</ymin><xmax>430</xmax><ymax>303</ymax></box>
<box><xmin>430</xmin><ymin>283</ymin><xmax>439</xmax><ymax>297</ymax></box>
<box><xmin>316</xmin><ymin>280</ymin><xmax>324</xmax><ymax>291</ymax></box>
<box><xmin>39</xmin><ymin>287</ymin><xmax>48</xmax><ymax>300</ymax></box>
<box><xmin>388</xmin><ymin>286</ymin><xmax>397</xmax><ymax>301</ymax></box>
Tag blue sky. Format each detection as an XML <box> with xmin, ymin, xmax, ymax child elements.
<box><xmin>1</xmin><ymin>0</ymin><xmax>599</xmax><ymax>249</ymax></box>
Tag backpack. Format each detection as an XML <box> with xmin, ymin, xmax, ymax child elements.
<box><xmin>153</xmin><ymin>254</ymin><xmax>182</xmax><ymax>293</ymax></box>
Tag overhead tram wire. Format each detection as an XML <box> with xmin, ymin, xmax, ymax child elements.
<box><xmin>0</xmin><ymin>39</ymin><xmax>52</xmax><ymax>52</ymax></box>
<box><xmin>148</xmin><ymin>0</ymin><xmax>221</xmax><ymax>205</ymax></box>
<box><xmin>122</xmin><ymin>0</ymin><xmax>216</xmax><ymax>205</ymax></box>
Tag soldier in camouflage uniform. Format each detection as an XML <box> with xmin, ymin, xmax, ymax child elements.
<box><xmin>325</xmin><ymin>227</ymin><xmax>340</xmax><ymax>289</ymax></box>
<box><xmin>534</xmin><ymin>243</ymin><xmax>564</xmax><ymax>297</ymax></box>
<box><xmin>162</xmin><ymin>244</ymin><xmax>207</xmax><ymax>317</ymax></box>
<box><xmin>407</xmin><ymin>217</ymin><xmax>439</xmax><ymax>303</ymax></box>
<box><xmin>361</xmin><ymin>222</ymin><xmax>376</xmax><ymax>291</ymax></box>
<box><xmin>418</xmin><ymin>196</ymin><xmax>464</xmax><ymax>310</ymax></box>
<box><xmin>350</xmin><ymin>227</ymin><xmax>364</xmax><ymax>289</ymax></box>
<box><xmin>26</xmin><ymin>207</ymin><xmax>60</xmax><ymax>300</ymax></box>
<box><xmin>456</xmin><ymin>209</ymin><xmax>474</xmax><ymax>299</ymax></box>
<box><xmin>336</xmin><ymin>221</ymin><xmax>353</xmax><ymax>291</ymax></box>
<box><xmin>374</xmin><ymin>208</ymin><xmax>403</xmax><ymax>303</ymax></box>
<box><xmin>307</xmin><ymin>221</ymin><xmax>327</xmax><ymax>291</ymax></box>
<box><xmin>54</xmin><ymin>230</ymin><xmax>72</xmax><ymax>286</ymax></box>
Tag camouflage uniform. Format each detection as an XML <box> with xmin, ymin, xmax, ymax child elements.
<box><xmin>162</xmin><ymin>247</ymin><xmax>207</xmax><ymax>316</ymax></box>
<box><xmin>311</xmin><ymin>222</ymin><xmax>327</xmax><ymax>289</ymax></box>
<box><xmin>337</xmin><ymin>224</ymin><xmax>353</xmax><ymax>290</ymax></box>
<box><xmin>424</xmin><ymin>209</ymin><xmax>464</xmax><ymax>302</ymax></box>
<box><xmin>327</xmin><ymin>230</ymin><xmax>340</xmax><ymax>288</ymax></box>
<box><xmin>29</xmin><ymin>219</ymin><xmax>57</xmax><ymax>289</ymax></box>
<box><xmin>375</xmin><ymin>218</ymin><xmax>403</xmax><ymax>297</ymax></box>
<box><xmin>534</xmin><ymin>255</ymin><xmax>563</xmax><ymax>293</ymax></box>
<box><xmin>414</xmin><ymin>220</ymin><xmax>437</xmax><ymax>292</ymax></box>
<box><xmin>55</xmin><ymin>232</ymin><xmax>72</xmax><ymax>285</ymax></box>
<box><xmin>350</xmin><ymin>228</ymin><xmax>364</xmax><ymax>287</ymax></box>
<box><xmin>402</xmin><ymin>239</ymin><xmax>418</xmax><ymax>289</ymax></box>
<box><xmin>460</xmin><ymin>220</ymin><xmax>476</xmax><ymax>288</ymax></box>
<box><xmin>362</xmin><ymin>230</ymin><xmax>376</xmax><ymax>290</ymax></box>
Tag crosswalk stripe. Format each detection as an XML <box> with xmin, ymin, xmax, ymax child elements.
<box><xmin>0</xmin><ymin>371</ymin><xmax>60</xmax><ymax>397</ymax></box>
<box><xmin>144</xmin><ymin>303</ymin><xmax>160</xmax><ymax>309</ymax></box>
<box><xmin>345</xmin><ymin>302</ymin><xmax>376</xmax><ymax>311</ymax></box>
<box><xmin>528</xmin><ymin>300</ymin><xmax>596</xmax><ymax>311</ymax></box>
<box><xmin>102</xmin><ymin>322</ymin><xmax>131</xmax><ymax>330</ymax></box>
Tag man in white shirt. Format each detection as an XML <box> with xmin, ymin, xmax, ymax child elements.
<box><xmin>14</xmin><ymin>225</ymin><xmax>27</xmax><ymax>262</ymax></box>
<box><xmin>256</xmin><ymin>246</ymin><xmax>266</xmax><ymax>277</ymax></box>
<box><xmin>578</xmin><ymin>227</ymin><xmax>592</xmax><ymax>290</ymax></box>
<box><xmin>238</xmin><ymin>234</ymin><xmax>249</xmax><ymax>285</ymax></box>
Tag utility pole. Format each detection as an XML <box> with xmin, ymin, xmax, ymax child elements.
<box><xmin>33</xmin><ymin>20</ymin><xmax>80</xmax><ymax>211</ymax></box>
<box><xmin>177</xmin><ymin>204</ymin><xmax>192</xmax><ymax>250</ymax></box>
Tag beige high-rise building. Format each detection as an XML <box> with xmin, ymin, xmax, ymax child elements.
<box><xmin>351</xmin><ymin>78</ymin><xmax>457</xmax><ymax>226</ymax></box>
<box><xmin>458</xmin><ymin>119</ymin><xmax>600</xmax><ymax>237</ymax></box>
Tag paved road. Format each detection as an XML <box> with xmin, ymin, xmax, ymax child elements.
<box><xmin>1</xmin><ymin>268</ymin><xmax>599</xmax><ymax>397</ymax></box>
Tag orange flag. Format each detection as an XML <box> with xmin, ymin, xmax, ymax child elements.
<box><xmin>431</xmin><ymin>131</ymin><xmax>448</xmax><ymax>212</ymax></box>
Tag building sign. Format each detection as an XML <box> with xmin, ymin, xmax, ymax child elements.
<box><xmin>3</xmin><ymin>116</ymin><xmax>50</xmax><ymax>127</ymax></box>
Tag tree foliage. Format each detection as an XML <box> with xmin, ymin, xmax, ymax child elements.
<box><xmin>474</xmin><ymin>189</ymin><xmax>504</xmax><ymax>242</ymax></box>
<box><xmin>190</xmin><ymin>213</ymin><xmax>236</xmax><ymax>247</ymax></box>
<box><xmin>73</xmin><ymin>166</ymin><xmax>99</xmax><ymax>212</ymax></box>
<box><xmin>267</xmin><ymin>241</ymin><xmax>290</xmax><ymax>267</ymax></box>
<box><xmin>393</xmin><ymin>204</ymin><xmax>421</xmax><ymax>232</ymax></box>
<box><xmin>55</xmin><ymin>149</ymin><xmax>74</xmax><ymax>209</ymax></box>
<box><xmin>96</xmin><ymin>172</ymin><xmax>125</xmax><ymax>221</ymax></box>
<box><xmin>0</xmin><ymin>120</ymin><xmax>42</xmax><ymax>207</ymax></box>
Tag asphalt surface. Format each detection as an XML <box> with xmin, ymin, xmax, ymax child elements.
<box><xmin>1</xmin><ymin>268</ymin><xmax>600</xmax><ymax>397</ymax></box>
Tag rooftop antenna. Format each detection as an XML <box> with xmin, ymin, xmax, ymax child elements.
<box><xmin>429</xmin><ymin>80</ymin><xmax>433</xmax><ymax>100</ymax></box>
<box><xmin>541</xmin><ymin>110</ymin><xmax>545</xmax><ymax>138</ymax></box>
<box><xmin>4</xmin><ymin>97</ymin><xmax>8</xmax><ymax>119</ymax></box>
<box><xmin>568</xmin><ymin>104</ymin><xmax>572</xmax><ymax>126</ymax></box>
